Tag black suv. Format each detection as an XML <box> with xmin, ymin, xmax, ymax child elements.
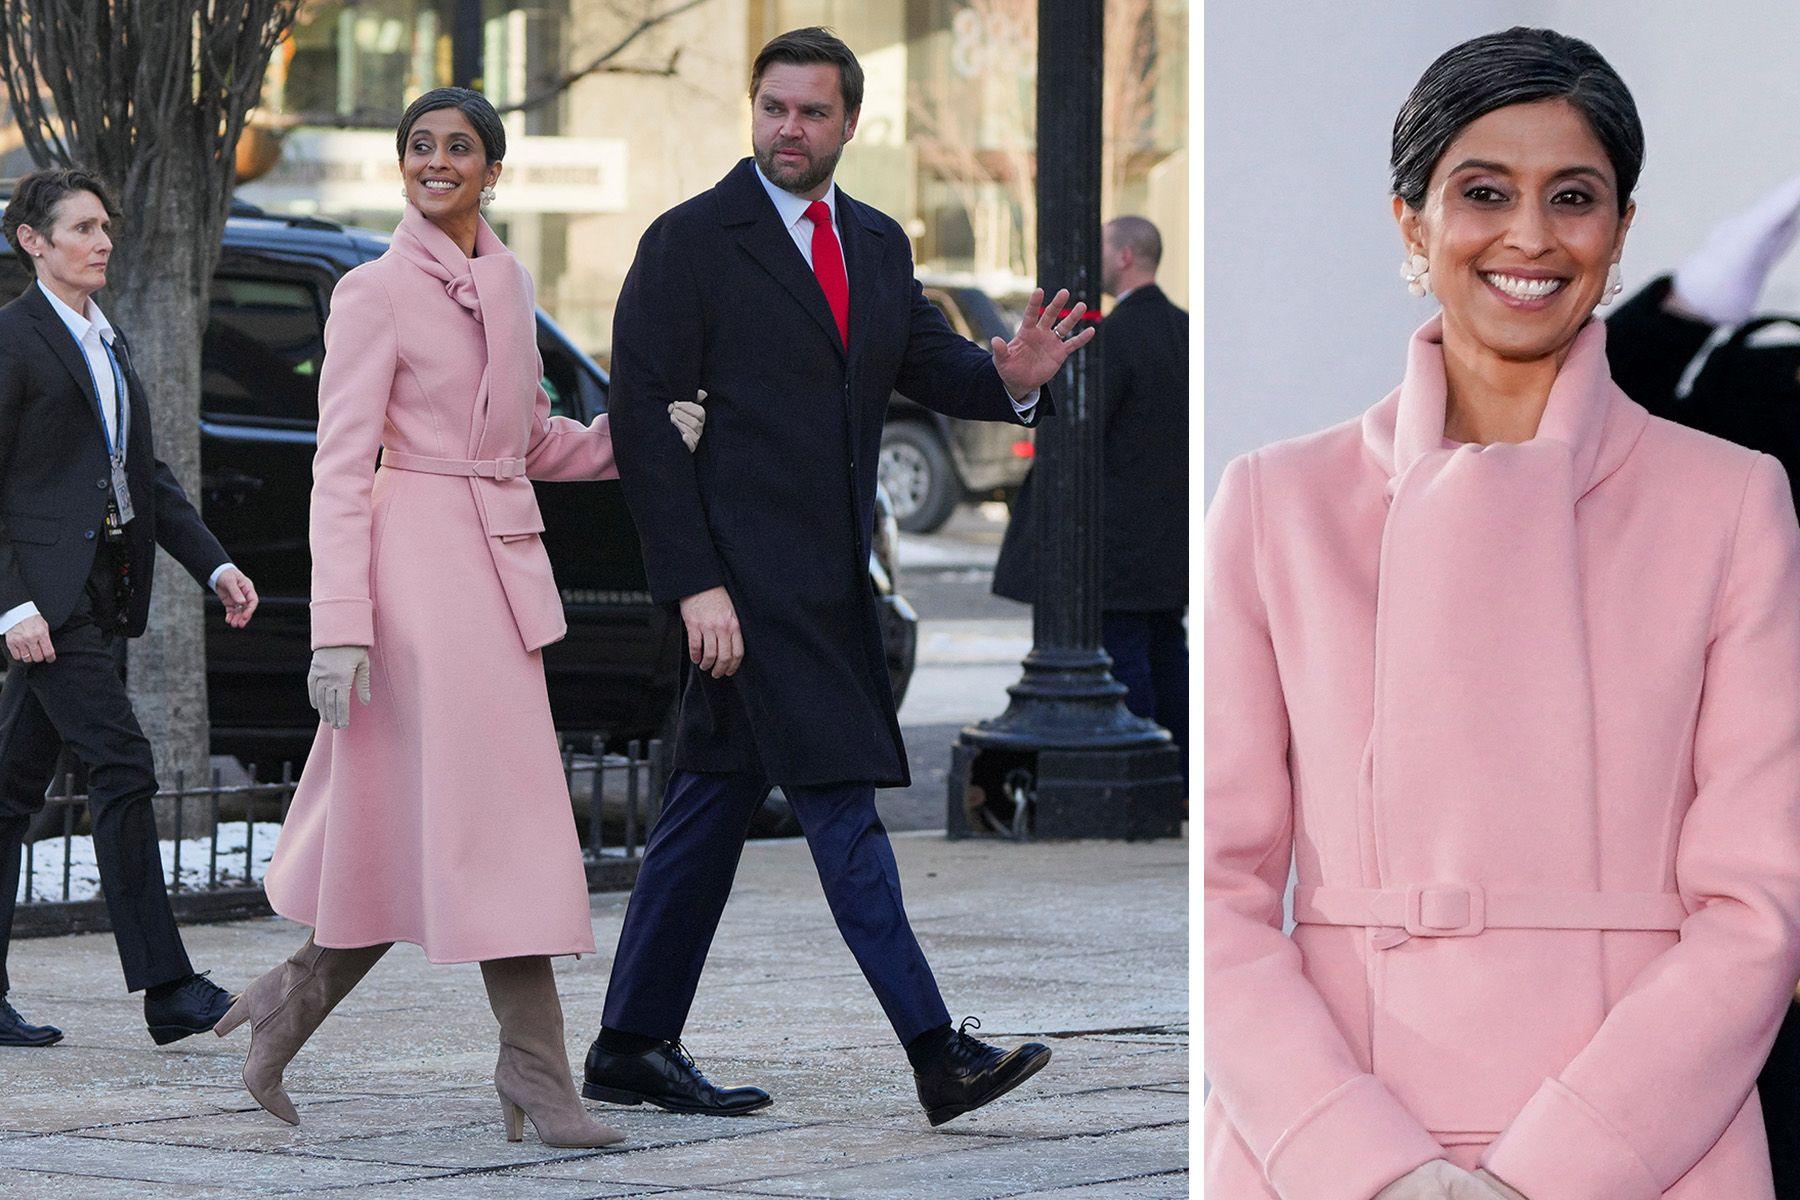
<box><xmin>0</xmin><ymin>203</ymin><xmax>917</xmax><ymax>771</ymax></box>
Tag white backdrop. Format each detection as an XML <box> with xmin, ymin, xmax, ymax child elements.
<box><xmin>1203</xmin><ymin>1</ymin><xmax>1800</xmax><ymax>500</ymax></box>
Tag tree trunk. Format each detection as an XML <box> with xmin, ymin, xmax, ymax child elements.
<box><xmin>112</xmin><ymin>159</ymin><xmax>212</xmax><ymax>823</ymax></box>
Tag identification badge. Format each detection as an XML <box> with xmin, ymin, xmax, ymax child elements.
<box><xmin>110</xmin><ymin>459</ymin><xmax>134</xmax><ymax>524</ymax></box>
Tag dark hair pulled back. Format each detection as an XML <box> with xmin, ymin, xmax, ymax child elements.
<box><xmin>396</xmin><ymin>87</ymin><xmax>506</xmax><ymax>164</ymax></box>
<box><xmin>1392</xmin><ymin>27</ymin><xmax>1642</xmax><ymax>216</ymax></box>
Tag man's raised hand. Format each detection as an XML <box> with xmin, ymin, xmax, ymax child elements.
<box><xmin>989</xmin><ymin>286</ymin><xmax>1097</xmax><ymax>399</ymax></box>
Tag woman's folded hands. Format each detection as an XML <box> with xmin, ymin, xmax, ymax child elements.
<box><xmin>1374</xmin><ymin>1160</ymin><xmax>1528</xmax><ymax>1200</ymax></box>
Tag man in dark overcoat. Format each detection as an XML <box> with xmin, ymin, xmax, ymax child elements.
<box><xmin>994</xmin><ymin>216</ymin><xmax>1190</xmax><ymax>787</ymax></box>
<box><xmin>0</xmin><ymin>168</ymin><xmax>259</xmax><ymax>1047</ymax></box>
<box><xmin>584</xmin><ymin>27</ymin><xmax>1093</xmax><ymax>1126</ymax></box>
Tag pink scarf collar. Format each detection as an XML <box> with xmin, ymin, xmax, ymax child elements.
<box><xmin>1352</xmin><ymin>316</ymin><xmax>1651</xmax><ymax>1132</ymax></box>
<box><xmin>387</xmin><ymin>203</ymin><xmax>536</xmax><ymax>461</ymax></box>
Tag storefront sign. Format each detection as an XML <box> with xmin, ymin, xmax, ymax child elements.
<box><xmin>238</xmin><ymin>129</ymin><xmax>628</xmax><ymax>215</ymax></box>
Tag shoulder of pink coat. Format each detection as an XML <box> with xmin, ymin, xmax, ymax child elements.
<box><xmin>329</xmin><ymin>257</ymin><xmax>399</xmax><ymax>306</ymax></box>
<box><xmin>1229</xmin><ymin>413</ymin><xmax>1381</xmax><ymax>509</ymax></box>
<box><xmin>1630</xmin><ymin>412</ymin><xmax>1774</xmax><ymax>509</ymax></box>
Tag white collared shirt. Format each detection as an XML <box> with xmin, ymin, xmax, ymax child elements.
<box><xmin>750</xmin><ymin>161</ymin><xmax>1038</xmax><ymax>416</ymax></box>
<box><xmin>753</xmin><ymin>161</ymin><xmax>842</xmax><ymax>271</ymax></box>
<box><xmin>1</xmin><ymin>283</ymin><xmax>234</xmax><ymax>638</ymax></box>
<box><xmin>39</xmin><ymin>279</ymin><xmax>126</xmax><ymax>454</ymax></box>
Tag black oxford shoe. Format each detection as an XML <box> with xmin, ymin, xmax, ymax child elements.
<box><xmin>583</xmin><ymin>1038</ymin><xmax>772</xmax><ymax>1115</ymax></box>
<box><xmin>0</xmin><ymin>996</ymin><xmax>63</xmax><ymax>1047</ymax></box>
<box><xmin>914</xmin><ymin>1017</ymin><xmax>1052</xmax><ymax>1126</ymax></box>
<box><xmin>144</xmin><ymin>973</ymin><xmax>234</xmax><ymax>1045</ymax></box>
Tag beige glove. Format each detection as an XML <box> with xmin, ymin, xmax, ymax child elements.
<box><xmin>668</xmin><ymin>389</ymin><xmax>707</xmax><ymax>452</ymax></box>
<box><xmin>1374</xmin><ymin>1160</ymin><xmax>1513</xmax><ymax>1200</ymax></box>
<box><xmin>1472</xmin><ymin>1169</ymin><xmax>1528</xmax><ymax>1200</ymax></box>
<box><xmin>308</xmin><ymin>645</ymin><xmax>371</xmax><ymax>730</ymax></box>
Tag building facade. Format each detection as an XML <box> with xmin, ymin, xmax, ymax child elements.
<box><xmin>236</xmin><ymin>0</ymin><xmax>1187</xmax><ymax>357</ymax></box>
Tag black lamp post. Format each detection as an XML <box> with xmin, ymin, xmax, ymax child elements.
<box><xmin>947</xmin><ymin>0</ymin><xmax>1183</xmax><ymax>841</ymax></box>
<box><xmin>451</xmin><ymin>0</ymin><xmax>484</xmax><ymax>90</ymax></box>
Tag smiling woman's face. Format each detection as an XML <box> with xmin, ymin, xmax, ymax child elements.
<box><xmin>1396</xmin><ymin>98</ymin><xmax>1634</xmax><ymax>363</ymax></box>
<box><xmin>400</xmin><ymin>107</ymin><xmax>500</xmax><ymax>220</ymax></box>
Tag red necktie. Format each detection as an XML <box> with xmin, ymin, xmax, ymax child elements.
<box><xmin>804</xmin><ymin>200</ymin><xmax>849</xmax><ymax>348</ymax></box>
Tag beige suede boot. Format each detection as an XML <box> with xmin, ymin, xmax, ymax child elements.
<box><xmin>481</xmin><ymin>956</ymin><xmax>626</xmax><ymax>1147</ymax></box>
<box><xmin>215</xmin><ymin>934</ymin><xmax>391</xmax><ymax>1124</ymax></box>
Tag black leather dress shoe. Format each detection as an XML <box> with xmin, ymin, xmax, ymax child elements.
<box><xmin>0</xmin><ymin>996</ymin><xmax>63</xmax><ymax>1047</ymax></box>
<box><xmin>582</xmin><ymin>1038</ymin><xmax>772</xmax><ymax>1115</ymax></box>
<box><xmin>914</xmin><ymin>1017</ymin><xmax>1052</xmax><ymax>1126</ymax></box>
<box><xmin>144</xmin><ymin>973</ymin><xmax>234</xmax><ymax>1045</ymax></box>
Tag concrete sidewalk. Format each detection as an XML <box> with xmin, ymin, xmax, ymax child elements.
<box><xmin>0</xmin><ymin>833</ymin><xmax>1190</xmax><ymax>1198</ymax></box>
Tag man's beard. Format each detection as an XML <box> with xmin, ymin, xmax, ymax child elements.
<box><xmin>755</xmin><ymin>139</ymin><xmax>843</xmax><ymax>195</ymax></box>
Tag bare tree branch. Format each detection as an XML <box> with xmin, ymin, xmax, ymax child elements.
<box><xmin>497</xmin><ymin>0</ymin><xmax>710</xmax><ymax>115</ymax></box>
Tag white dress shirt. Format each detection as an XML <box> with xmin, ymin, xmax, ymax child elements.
<box><xmin>0</xmin><ymin>281</ymin><xmax>234</xmax><ymax>639</ymax></box>
<box><xmin>751</xmin><ymin>163</ymin><xmax>1038</xmax><ymax>417</ymax></box>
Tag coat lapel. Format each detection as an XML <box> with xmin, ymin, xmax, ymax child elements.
<box><xmin>22</xmin><ymin>283</ymin><xmax>105</xmax><ymax>435</ymax></box>
<box><xmin>717</xmin><ymin>159</ymin><xmax>846</xmax><ymax>361</ymax></box>
<box><xmin>835</xmin><ymin>188</ymin><xmax>884</xmax><ymax>369</ymax></box>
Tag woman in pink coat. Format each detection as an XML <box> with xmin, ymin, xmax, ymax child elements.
<box><xmin>1205</xmin><ymin>29</ymin><xmax>1800</xmax><ymax>1200</ymax></box>
<box><xmin>216</xmin><ymin>89</ymin><xmax>704</xmax><ymax>1148</ymax></box>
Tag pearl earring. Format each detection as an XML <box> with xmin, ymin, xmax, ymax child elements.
<box><xmin>480</xmin><ymin>186</ymin><xmax>496</xmax><ymax>209</ymax></box>
<box><xmin>1401</xmin><ymin>253</ymin><xmax>1431</xmax><ymax>297</ymax></box>
<box><xmin>1598</xmin><ymin>262</ymin><xmax>1623</xmax><ymax>306</ymax></box>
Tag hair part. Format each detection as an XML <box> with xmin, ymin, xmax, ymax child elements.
<box><xmin>2</xmin><ymin>166</ymin><xmax>117</xmax><ymax>273</ymax></box>
<box><xmin>396</xmin><ymin>87</ymin><xmax>507</xmax><ymax>164</ymax></box>
<box><xmin>1391</xmin><ymin>27</ymin><xmax>1643</xmax><ymax>216</ymax></box>
<box><xmin>1106</xmin><ymin>215</ymin><xmax>1162</xmax><ymax>268</ymax></box>
<box><xmin>751</xmin><ymin>26</ymin><xmax>864</xmax><ymax>113</ymax></box>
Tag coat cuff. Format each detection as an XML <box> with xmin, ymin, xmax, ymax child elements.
<box><xmin>1481</xmin><ymin>1078</ymin><xmax>1660</xmax><ymax>1200</ymax></box>
<box><xmin>310</xmin><ymin>597</ymin><xmax>374</xmax><ymax>650</ymax></box>
<box><xmin>1263</xmin><ymin>1074</ymin><xmax>1442</xmax><ymax>1200</ymax></box>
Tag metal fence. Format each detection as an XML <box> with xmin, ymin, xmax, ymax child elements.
<box><xmin>14</xmin><ymin>735</ymin><xmax>668</xmax><ymax>939</ymax></box>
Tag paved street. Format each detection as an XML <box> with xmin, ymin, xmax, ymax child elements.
<box><xmin>0</xmin><ymin>833</ymin><xmax>1189</xmax><ymax>1198</ymax></box>
<box><xmin>0</xmin><ymin>503</ymin><xmax>1191</xmax><ymax>1197</ymax></box>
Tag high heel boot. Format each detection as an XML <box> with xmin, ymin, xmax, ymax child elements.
<box><xmin>481</xmin><ymin>955</ymin><xmax>626</xmax><ymax>1147</ymax></box>
<box><xmin>214</xmin><ymin>934</ymin><xmax>391</xmax><ymax>1124</ymax></box>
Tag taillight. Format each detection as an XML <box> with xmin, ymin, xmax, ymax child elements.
<box><xmin>1012</xmin><ymin>440</ymin><xmax>1035</xmax><ymax>459</ymax></box>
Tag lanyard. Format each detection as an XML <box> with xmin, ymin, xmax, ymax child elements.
<box><xmin>74</xmin><ymin>328</ymin><xmax>127</xmax><ymax>462</ymax></box>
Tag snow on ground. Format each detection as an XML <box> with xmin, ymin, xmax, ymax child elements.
<box><xmin>16</xmin><ymin>821</ymin><xmax>281</xmax><ymax>904</ymax></box>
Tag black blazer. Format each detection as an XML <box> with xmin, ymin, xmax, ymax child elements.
<box><xmin>0</xmin><ymin>281</ymin><xmax>229</xmax><ymax>638</ymax></box>
<box><xmin>609</xmin><ymin>158</ymin><xmax>1047</xmax><ymax>787</ymax></box>
<box><xmin>994</xmin><ymin>283</ymin><xmax>1190</xmax><ymax>611</ymax></box>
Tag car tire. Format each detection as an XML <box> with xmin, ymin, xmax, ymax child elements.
<box><xmin>880</xmin><ymin>421</ymin><xmax>959</xmax><ymax>534</ymax></box>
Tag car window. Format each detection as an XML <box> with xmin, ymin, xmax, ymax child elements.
<box><xmin>538</xmin><ymin>316</ymin><xmax>606</xmax><ymax>418</ymax></box>
<box><xmin>202</xmin><ymin>277</ymin><xmax>325</xmax><ymax>427</ymax></box>
<box><xmin>0</xmin><ymin>258</ymin><xmax>30</xmax><ymax>300</ymax></box>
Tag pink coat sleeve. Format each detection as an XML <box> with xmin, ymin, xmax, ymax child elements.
<box><xmin>522</xmin><ymin>347</ymin><xmax>617</xmax><ymax>482</ymax></box>
<box><xmin>1483</xmin><ymin>453</ymin><xmax>1800</xmax><ymax>1198</ymax></box>
<box><xmin>1205</xmin><ymin>454</ymin><xmax>1444</xmax><ymax>1199</ymax></box>
<box><xmin>309</xmin><ymin>266</ymin><xmax>397</xmax><ymax>650</ymax></box>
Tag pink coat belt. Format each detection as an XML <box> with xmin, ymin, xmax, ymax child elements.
<box><xmin>1293</xmin><ymin>884</ymin><xmax>1688</xmax><ymax>941</ymax></box>
<box><xmin>381</xmin><ymin>449</ymin><xmax>527</xmax><ymax>480</ymax></box>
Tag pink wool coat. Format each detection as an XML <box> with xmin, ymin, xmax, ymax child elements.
<box><xmin>262</xmin><ymin>206</ymin><xmax>616</xmax><ymax>963</ymax></box>
<box><xmin>1204</xmin><ymin>317</ymin><xmax>1800</xmax><ymax>1199</ymax></box>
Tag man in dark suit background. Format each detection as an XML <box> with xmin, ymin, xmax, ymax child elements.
<box><xmin>994</xmin><ymin>215</ymin><xmax>1190</xmax><ymax>789</ymax></box>
<box><xmin>587</xmin><ymin>28</ymin><xmax>1094</xmax><ymax>1127</ymax></box>
<box><xmin>0</xmin><ymin>168</ymin><xmax>259</xmax><ymax>1047</ymax></box>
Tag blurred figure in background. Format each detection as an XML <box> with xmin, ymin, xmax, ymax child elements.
<box><xmin>993</xmin><ymin>215</ymin><xmax>1190</xmax><ymax>788</ymax></box>
<box><xmin>1603</xmin><ymin>172</ymin><xmax>1800</xmax><ymax>1200</ymax></box>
